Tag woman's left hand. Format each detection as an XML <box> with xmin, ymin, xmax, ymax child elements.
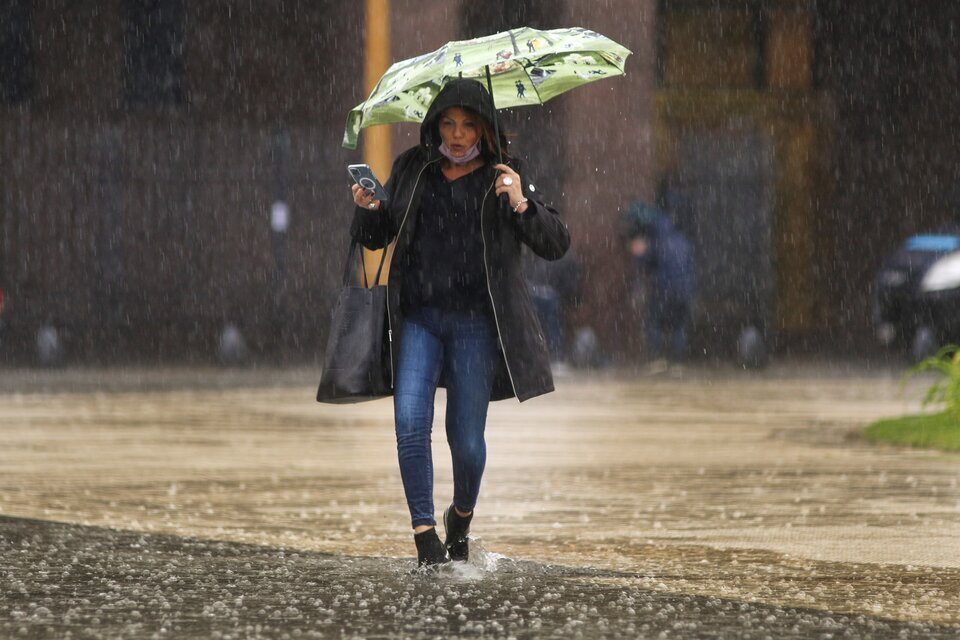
<box><xmin>494</xmin><ymin>163</ymin><xmax>529</xmax><ymax>214</ymax></box>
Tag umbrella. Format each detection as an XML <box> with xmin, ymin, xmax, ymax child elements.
<box><xmin>342</xmin><ymin>26</ymin><xmax>632</xmax><ymax>151</ymax></box>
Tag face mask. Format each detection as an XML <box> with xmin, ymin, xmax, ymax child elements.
<box><xmin>438</xmin><ymin>141</ymin><xmax>481</xmax><ymax>165</ymax></box>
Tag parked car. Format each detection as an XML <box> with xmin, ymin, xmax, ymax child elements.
<box><xmin>873</xmin><ymin>228</ymin><xmax>960</xmax><ymax>360</ymax></box>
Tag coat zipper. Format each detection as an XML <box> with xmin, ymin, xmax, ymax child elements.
<box><xmin>480</xmin><ymin>179</ymin><xmax>519</xmax><ymax>398</ymax></box>
<box><xmin>385</xmin><ymin>158</ymin><xmax>439</xmax><ymax>389</ymax></box>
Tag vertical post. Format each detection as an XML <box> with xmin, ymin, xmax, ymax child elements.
<box><xmin>363</xmin><ymin>0</ymin><xmax>391</xmax><ymax>285</ymax></box>
<box><xmin>1</xmin><ymin>171</ymin><xmax>9</xmax><ymax>342</ymax></box>
<box><xmin>95</xmin><ymin>127</ymin><xmax>126</xmax><ymax>356</ymax></box>
<box><xmin>363</xmin><ymin>0</ymin><xmax>391</xmax><ymax>178</ymax></box>
<box><xmin>655</xmin><ymin>0</ymin><xmax>667</xmax><ymax>87</ymax></box>
<box><xmin>751</xmin><ymin>0</ymin><xmax>767</xmax><ymax>89</ymax></box>
<box><xmin>1</xmin><ymin>170</ymin><xmax>9</xmax><ymax>294</ymax></box>
<box><xmin>271</xmin><ymin>126</ymin><xmax>291</xmax><ymax>362</ymax></box>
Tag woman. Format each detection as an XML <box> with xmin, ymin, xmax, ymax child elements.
<box><xmin>350</xmin><ymin>78</ymin><xmax>570</xmax><ymax>567</ymax></box>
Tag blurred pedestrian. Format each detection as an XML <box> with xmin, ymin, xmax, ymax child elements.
<box><xmin>523</xmin><ymin>247</ymin><xmax>580</xmax><ymax>365</ymax></box>
<box><xmin>622</xmin><ymin>201</ymin><xmax>695</xmax><ymax>372</ymax></box>
<box><xmin>350</xmin><ymin>78</ymin><xmax>570</xmax><ymax>567</ymax></box>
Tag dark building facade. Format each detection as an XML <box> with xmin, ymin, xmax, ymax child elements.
<box><xmin>2</xmin><ymin>0</ymin><xmax>959</xmax><ymax>363</ymax></box>
<box><xmin>815</xmin><ymin>1</ymin><xmax>960</xmax><ymax>348</ymax></box>
<box><xmin>655</xmin><ymin>0</ymin><xmax>960</xmax><ymax>354</ymax></box>
<box><xmin>1</xmin><ymin>1</ymin><xmax>366</xmax><ymax>361</ymax></box>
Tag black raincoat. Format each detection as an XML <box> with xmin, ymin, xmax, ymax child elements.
<box><xmin>350</xmin><ymin>78</ymin><xmax>570</xmax><ymax>401</ymax></box>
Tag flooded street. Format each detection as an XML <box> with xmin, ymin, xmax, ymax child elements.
<box><xmin>1</xmin><ymin>363</ymin><xmax>959</xmax><ymax>638</ymax></box>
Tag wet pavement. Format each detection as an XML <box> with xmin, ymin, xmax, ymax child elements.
<box><xmin>1</xmin><ymin>363</ymin><xmax>959</xmax><ymax>638</ymax></box>
<box><xmin>4</xmin><ymin>515</ymin><xmax>959</xmax><ymax>640</ymax></box>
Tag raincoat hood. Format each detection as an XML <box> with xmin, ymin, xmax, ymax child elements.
<box><xmin>621</xmin><ymin>201</ymin><xmax>670</xmax><ymax>239</ymax></box>
<box><xmin>419</xmin><ymin>78</ymin><xmax>507</xmax><ymax>157</ymax></box>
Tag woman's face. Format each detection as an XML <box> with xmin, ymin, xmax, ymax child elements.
<box><xmin>438</xmin><ymin>107</ymin><xmax>481</xmax><ymax>157</ymax></box>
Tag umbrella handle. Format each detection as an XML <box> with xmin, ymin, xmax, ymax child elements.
<box><xmin>484</xmin><ymin>65</ymin><xmax>511</xmax><ymax>210</ymax></box>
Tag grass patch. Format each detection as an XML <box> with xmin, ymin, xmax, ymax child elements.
<box><xmin>864</xmin><ymin>411</ymin><xmax>960</xmax><ymax>451</ymax></box>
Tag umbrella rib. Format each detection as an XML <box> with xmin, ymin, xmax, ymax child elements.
<box><xmin>508</xmin><ymin>29</ymin><xmax>520</xmax><ymax>57</ymax></box>
<box><xmin>522</xmin><ymin>64</ymin><xmax>546</xmax><ymax>104</ymax></box>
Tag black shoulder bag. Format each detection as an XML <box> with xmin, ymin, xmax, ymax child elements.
<box><xmin>316</xmin><ymin>241</ymin><xmax>392</xmax><ymax>403</ymax></box>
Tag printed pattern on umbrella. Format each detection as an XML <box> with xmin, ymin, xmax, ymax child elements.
<box><xmin>343</xmin><ymin>27</ymin><xmax>631</xmax><ymax>149</ymax></box>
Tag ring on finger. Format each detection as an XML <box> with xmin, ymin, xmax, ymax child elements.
<box><xmin>502</xmin><ymin>176</ymin><xmax>513</xmax><ymax>186</ymax></box>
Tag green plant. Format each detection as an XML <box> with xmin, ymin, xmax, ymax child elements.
<box><xmin>864</xmin><ymin>412</ymin><xmax>960</xmax><ymax>451</ymax></box>
<box><xmin>903</xmin><ymin>344</ymin><xmax>960</xmax><ymax>421</ymax></box>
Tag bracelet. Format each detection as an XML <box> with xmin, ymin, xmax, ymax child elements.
<box><xmin>512</xmin><ymin>197</ymin><xmax>529</xmax><ymax>213</ymax></box>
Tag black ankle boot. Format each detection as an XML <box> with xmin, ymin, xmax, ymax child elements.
<box><xmin>443</xmin><ymin>505</ymin><xmax>473</xmax><ymax>561</ymax></box>
<box><xmin>414</xmin><ymin>528</ymin><xmax>450</xmax><ymax>567</ymax></box>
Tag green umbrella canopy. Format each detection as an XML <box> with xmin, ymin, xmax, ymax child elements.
<box><xmin>343</xmin><ymin>26</ymin><xmax>632</xmax><ymax>149</ymax></box>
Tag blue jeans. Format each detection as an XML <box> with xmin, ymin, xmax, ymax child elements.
<box><xmin>529</xmin><ymin>284</ymin><xmax>563</xmax><ymax>361</ymax></box>
<box><xmin>394</xmin><ymin>306</ymin><xmax>499</xmax><ymax>528</ymax></box>
<box><xmin>647</xmin><ymin>295</ymin><xmax>690</xmax><ymax>362</ymax></box>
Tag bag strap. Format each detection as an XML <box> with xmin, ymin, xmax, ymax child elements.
<box><xmin>342</xmin><ymin>240</ymin><xmax>390</xmax><ymax>288</ymax></box>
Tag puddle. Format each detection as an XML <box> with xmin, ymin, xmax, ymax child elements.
<box><xmin>1</xmin><ymin>366</ymin><xmax>959</xmax><ymax>634</ymax></box>
<box><xmin>3</xmin><ymin>516</ymin><xmax>959</xmax><ymax>639</ymax></box>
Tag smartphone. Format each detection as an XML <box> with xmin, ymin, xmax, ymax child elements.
<box><xmin>347</xmin><ymin>164</ymin><xmax>389</xmax><ymax>202</ymax></box>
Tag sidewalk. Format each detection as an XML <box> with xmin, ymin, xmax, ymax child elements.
<box><xmin>0</xmin><ymin>364</ymin><xmax>958</xmax><ymax>637</ymax></box>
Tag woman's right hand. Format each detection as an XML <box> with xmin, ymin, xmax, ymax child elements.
<box><xmin>352</xmin><ymin>184</ymin><xmax>381</xmax><ymax>211</ymax></box>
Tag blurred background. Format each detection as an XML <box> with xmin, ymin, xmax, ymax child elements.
<box><xmin>2</xmin><ymin>0</ymin><xmax>959</xmax><ymax>367</ymax></box>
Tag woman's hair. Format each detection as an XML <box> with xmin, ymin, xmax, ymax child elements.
<box><xmin>473</xmin><ymin>110</ymin><xmax>504</xmax><ymax>160</ymax></box>
<box><xmin>436</xmin><ymin>106</ymin><xmax>507</xmax><ymax>160</ymax></box>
